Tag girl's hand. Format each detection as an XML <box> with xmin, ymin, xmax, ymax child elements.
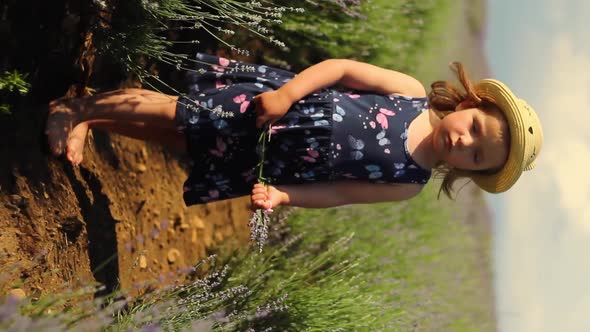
<box><xmin>250</xmin><ymin>183</ymin><xmax>285</xmax><ymax>211</ymax></box>
<box><xmin>253</xmin><ymin>90</ymin><xmax>292</xmax><ymax>128</ymax></box>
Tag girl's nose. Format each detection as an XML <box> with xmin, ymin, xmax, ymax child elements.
<box><xmin>457</xmin><ymin>134</ymin><xmax>473</xmax><ymax>148</ymax></box>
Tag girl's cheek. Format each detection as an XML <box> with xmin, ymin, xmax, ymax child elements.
<box><xmin>447</xmin><ymin>154</ymin><xmax>461</xmax><ymax>168</ymax></box>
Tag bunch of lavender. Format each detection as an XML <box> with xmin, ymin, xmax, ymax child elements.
<box><xmin>91</xmin><ymin>0</ymin><xmax>304</xmax><ymax>92</ymax></box>
<box><xmin>248</xmin><ymin>125</ymin><xmax>273</xmax><ymax>252</ymax></box>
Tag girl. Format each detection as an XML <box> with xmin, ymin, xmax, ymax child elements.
<box><xmin>45</xmin><ymin>53</ymin><xmax>543</xmax><ymax>210</ymax></box>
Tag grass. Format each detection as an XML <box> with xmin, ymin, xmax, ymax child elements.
<box><xmin>281</xmin><ymin>183</ymin><xmax>494</xmax><ymax>331</ymax></box>
<box><xmin>271</xmin><ymin>0</ymin><xmax>451</xmax><ymax>73</ymax></box>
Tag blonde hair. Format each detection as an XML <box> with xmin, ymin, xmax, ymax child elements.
<box><xmin>428</xmin><ymin>62</ymin><xmax>505</xmax><ymax>199</ymax></box>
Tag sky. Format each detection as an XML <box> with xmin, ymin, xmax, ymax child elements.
<box><xmin>485</xmin><ymin>0</ymin><xmax>590</xmax><ymax>331</ymax></box>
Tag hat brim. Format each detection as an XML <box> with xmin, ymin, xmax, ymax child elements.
<box><xmin>471</xmin><ymin>79</ymin><xmax>527</xmax><ymax>193</ymax></box>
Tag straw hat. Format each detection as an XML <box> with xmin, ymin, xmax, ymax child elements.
<box><xmin>471</xmin><ymin>79</ymin><xmax>543</xmax><ymax>193</ymax></box>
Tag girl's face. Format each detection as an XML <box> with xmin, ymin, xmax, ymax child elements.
<box><xmin>432</xmin><ymin>107</ymin><xmax>509</xmax><ymax>171</ymax></box>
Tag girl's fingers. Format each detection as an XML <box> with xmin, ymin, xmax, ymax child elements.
<box><xmin>250</xmin><ymin>199</ymin><xmax>270</xmax><ymax>211</ymax></box>
<box><xmin>256</xmin><ymin>200</ymin><xmax>270</xmax><ymax>210</ymax></box>
<box><xmin>251</xmin><ymin>184</ymin><xmax>270</xmax><ymax>209</ymax></box>
<box><xmin>250</xmin><ymin>184</ymin><xmax>272</xmax><ymax>210</ymax></box>
<box><xmin>251</xmin><ymin>193</ymin><xmax>266</xmax><ymax>201</ymax></box>
<box><xmin>252</xmin><ymin>186</ymin><xmax>268</xmax><ymax>196</ymax></box>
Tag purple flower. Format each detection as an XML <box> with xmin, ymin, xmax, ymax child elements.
<box><xmin>249</xmin><ymin>209</ymin><xmax>272</xmax><ymax>252</ymax></box>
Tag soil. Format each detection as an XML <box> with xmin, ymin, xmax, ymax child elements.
<box><xmin>0</xmin><ymin>1</ymin><xmax>251</xmax><ymax>299</ymax></box>
<box><xmin>0</xmin><ymin>121</ymin><xmax>252</xmax><ymax>298</ymax></box>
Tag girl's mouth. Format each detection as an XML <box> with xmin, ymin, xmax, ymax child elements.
<box><xmin>445</xmin><ymin>134</ymin><xmax>451</xmax><ymax>152</ymax></box>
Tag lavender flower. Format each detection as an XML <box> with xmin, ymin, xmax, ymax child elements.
<box><xmin>255</xmin><ymin>293</ymin><xmax>289</xmax><ymax>318</ymax></box>
<box><xmin>249</xmin><ymin>209</ymin><xmax>271</xmax><ymax>252</ymax></box>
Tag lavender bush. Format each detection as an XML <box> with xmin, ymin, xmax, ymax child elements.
<box><xmin>91</xmin><ymin>0</ymin><xmax>304</xmax><ymax>92</ymax></box>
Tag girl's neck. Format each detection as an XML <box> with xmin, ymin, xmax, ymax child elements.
<box><xmin>406</xmin><ymin>109</ymin><xmax>440</xmax><ymax>170</ymax></box>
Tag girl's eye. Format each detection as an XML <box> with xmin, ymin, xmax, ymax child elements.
<box><xmin>472</xmin><ymin>120</ymin><xmax>479</xmax><ymax>135</ymax></box>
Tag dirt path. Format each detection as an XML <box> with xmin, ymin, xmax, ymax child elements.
<box><xmin>1</xmin><ymin>129</ymin><xmax>251</xmax><ymax>298</ymax></box>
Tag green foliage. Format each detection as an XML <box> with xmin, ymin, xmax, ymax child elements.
<box><xmin>0</xmin><ymin>70</ymin><xmax>30</xmax><ymax>114</ymax></box>
<box><xmin>281</xmin><ymin>185</ymin><xmax>494</xmax><ymax>331</ymax></box>
<box><xmin>264</xmin><ymin>0</ymin><xmax>447</xmax><ymax>72</ymax></box>
<box><xmin>0</xmin><ymin>71</ymin><xmax>30</xmax><ymax>95</ymax></box>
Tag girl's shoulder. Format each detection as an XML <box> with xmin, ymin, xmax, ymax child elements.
<box><xmin>385</xmin><ymin>93</ymin><xmax>430</xmax><ymax>105</ymax></box>
<box><xmin>386</xmin><ymin>92</ymin><xmax>428</xmax><ymax>99</ymax></box>
<box><xmin>392</xmin><ymin>76</ymin><xmax>427</xmax><ymax>98</ymax></box>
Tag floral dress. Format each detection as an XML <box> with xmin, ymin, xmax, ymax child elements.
<box><xmin>176</xmin><ymin>53</ymin><xmax>431</xmax><ymax>205</ymax></box>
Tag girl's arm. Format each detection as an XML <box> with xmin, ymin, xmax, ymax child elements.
<box><xmin>250</xmin><ymin>181</ymin><xmax>423</xmax><ymax>209</ymax></box>
<box><xmin>254</xmin><ymin>59</ymin><xmax>426</xmax><ymax>127</ymax></box>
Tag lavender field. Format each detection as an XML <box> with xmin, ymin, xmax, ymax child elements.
<box><xmin>0</xmin><ymin>0</ymin><xmax>494</xmax><ymax>330</ymax></box>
